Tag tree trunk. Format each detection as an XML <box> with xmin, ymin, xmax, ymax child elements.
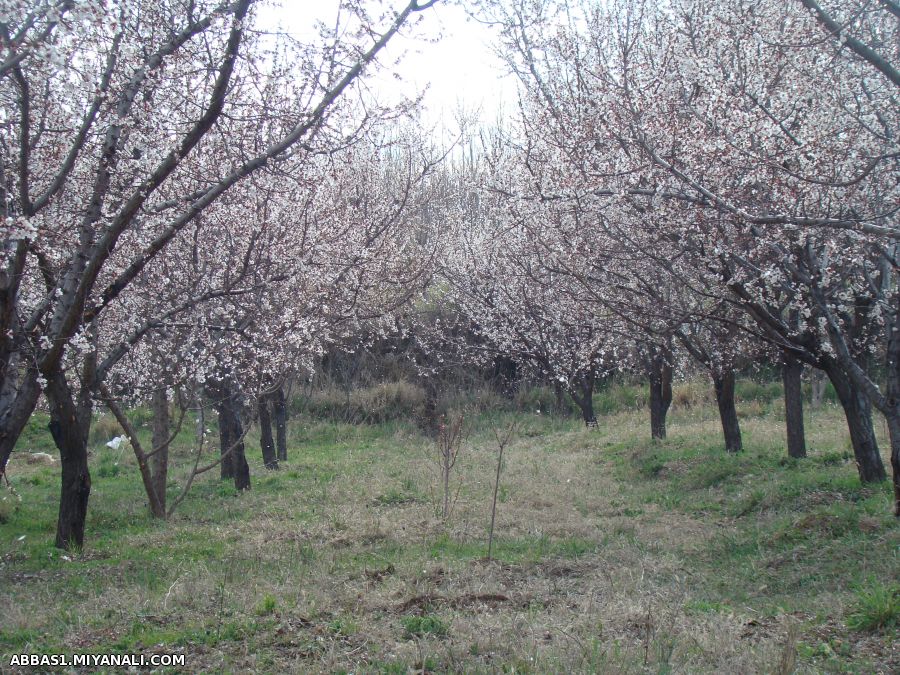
<box><xmin>216</xmin><ymin>398</ymin><xmax>235</xmax><ymax>481</ymax></box>
<box><xmin>150</xmin><ymin>388</ymin><xmax>170</xmax><ymax>514</ymax></box>
<box><xmin>825</xmin><ymin>363</ymin><xmax>887</xmax><ymax>483</ymax></box>
<box><xmin>887</xmin><ymin>414</ymin><xmax>900</xmax><ymax>517</ymax></box>
<box><xmin>649</xmin><ymin>348</ymin><xmax>673</xmax><ymax>440</ymax></box>
<box><xmin>422</xmin><ymin>376</ymin><xmax>439</xmax><ymax>435</ymax></box>
<box><xmin>810</xmin><ymin>368</ymin><xmax>827</xmax><ymax>408</ymax></box>
<box><xmin>258</xmin><ymin>397</ymin><xmax>278</xmax><ymax>470</ymax></box>
<box><xmin>0</xmin><ymin>369</ymin><xmax>41</xmax><ymax>477</ymax></box>
<box><xmin>272</xmin><ymin>386</ymin><xmax>288</xmax><ymax>462</ymax></box>
<box><xmin>553</xmin><ymin>381</ymin><xmax>571</xmax><ymax>417</ymax></box>
<box><xmin>220</xmin><ymin>391</ymin><xmax>251</xmax><ymax>490</ymax></box>
<box><xmin>44</xmin><ymin>368</ymin><xmax>91</xmax><ymax>550</ymax></box>
<box><xmin>569</xmin><ymin>373</ymin><xmax>597</xmax><ymax>428</ymax></box>
<box><xmin>782</xmin><ymin>354</ymin><xmax>807</xmax><ymax>459</ymax></box>
<box><xmin>712</xmin><ymin>370</ymin><xmax>742</xmax><ymax>453</ymax></box>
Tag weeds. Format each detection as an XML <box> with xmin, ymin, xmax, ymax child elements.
<box><xmin>401</xmin><ymin>615</ymin><xmax>448</xmax><ymax>638</ymax></box>
<box><xmin>846</xmin><ymin>580</ymin><xmax>899</xmax><ymax>632</ymax></box>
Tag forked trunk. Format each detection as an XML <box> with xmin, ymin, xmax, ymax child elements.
<box><xmin>712</xmin><ymin>370</ymin><xmax>742</xmax><ymax>453</ymax></box>
<box><xmin>782</xmin><ymin>354</ymin><xmax>807</xmax><ymax>459</ymax></box>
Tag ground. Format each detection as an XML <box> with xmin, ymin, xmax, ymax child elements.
<box><xmin>0</xmin><ymin>387</ymin><xmax>898</xmax><ymax>673</ymax></box>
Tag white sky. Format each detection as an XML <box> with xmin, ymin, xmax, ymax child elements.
<box><xmin>258</xmin><ymin>1</ymin><xmax>519</xmax><ymax>132</ymax></box>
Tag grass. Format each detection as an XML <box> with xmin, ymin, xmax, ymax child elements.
<box><xmin>0</xmin><ymin>381</ymin><xmax>898</xmax><ymax>673</ymax></box>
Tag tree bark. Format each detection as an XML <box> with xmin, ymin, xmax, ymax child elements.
<box><xmin>887</xmin><ymin>414</ymin><xmax>900</xmax><ymax>517</ymax></box>
<box><xmin>219</xmin><ymin>390</ymin><xmax>250</xmax><ymax>490</ymax></box>
<box><xmin>810</xmin><ymin>368</ymin><xmax>827</xmax><ymax>408</ymax></box>
<box><xmin>0</xmin><ymin>369</ymin><xmax>41</xmax><ymax>477</ymax></box>
<box><xmin>825</xmin><ymin>363</ymin><xmax>887</xmax><ymax>483</ymax></box>
<box><xmin>569</xmin><ymin>372</ymin><xmax>597</xmax><ymax>428</ymax></box>
<box><xmin>421</xmin><ymin>376</ymin><xmax>439</xmax><ymax>435</ymax></box>
<box><xmin>44</xmin><ymin>368</ymin><xmax>91</xmax><ymax>550</ymax></box>
<box><xmin>272</xmin><ymin>386</ymin><xmax>287</xmax><ymax>462</ymax></box>
<box><xmin>150</xmin><ymin>387</ymin><xmax>170</xmax><ymax>513</ymax></box>
<box><xmin>258</xmin><ymin>397</ymin><xmax>278</xmax><ymax>470</ymax></box>
<box><xmin>712</xmin><ymin>369</ymin><xmax>742</xmax><ymax>453</ymax></box>
<box><xmin>649</xmin><ymin>348</ymin><xmax>673</xmax><ymax>440</ymax></box>
<box><xmin>782</xmin><ymin>353</ymin><xmax>807</xmax><ymax>459</ymax></box>
<box><xmin>216</xmin><ymin>397</ymin><xmax>235</xmax><ymax>480</ymax></box>
<box><xmin>553</xmin><ymin>381</ymin><xmax>571</xmax><ymax>417</ymax></box>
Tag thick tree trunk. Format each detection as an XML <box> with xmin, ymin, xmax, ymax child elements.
<box><xmin>44</xmin><ymin>368</ymin><xmax>91</xmax><ymax>550</ymax></box>
<box><xmin>569</xmin><ymin>373</ymin><xmax>597</xmax><ymax>428</ymax></box>
<box><xmin>782</xmin><ymin>354</ymin><xmax>807</xmax><ymax>459</ymax></box>
<box><xmin>825</xmin><ymin>363</ymin><xmax>887</xmax><ymax>483</ymax></box>
<box><xmin>712</xmin><ymin>370</ymin><xmax>742</xmax><ymax>453</ymax></box>
<box><xmin>272</xmin><ymin>386</ymin><xmax>288</xmax><ymax>462</ymax></box>
<box><xmin>649</xmin><ymin>349</ymin><xmax>673</xmax><ymax>440</ymax></box>
<box><xmin>258</xmin><ymin>397</ymin><xmax>278</xmax><ymax>470</ymax></box>
<box><xmin>150</xmin><ymin>388</ymin><xmax>170</xmax><ymax>514</ymax></box>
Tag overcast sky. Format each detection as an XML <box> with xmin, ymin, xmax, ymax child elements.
<box><xmin>258</xmin><ymin>1</ymin><xmax>519</xmax><ymax>132</ymax></box>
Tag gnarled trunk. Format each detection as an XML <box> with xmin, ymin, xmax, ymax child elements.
<box><xmin>258</xmin><ymin>397</ymin><xmax>278</xmax><ymax>470</ymax></box>
<box><xmin>712</xmin><ymin>370</ymin><xmax>742</xmax><ymax>453</ymax></box>
<box><xmin>782</xmin><ymin>354</ymin><xmax>807</xmax><ymax>459</ymax></box>
<box><xmin>649</xmin><ymin>349</ymin><xmax>672</xmax><ymax>440</ymax></box>
<box><xmin>825</xmin><ymin>363</ymin><xmax>886</xmax><ymax>483</ymax></box>
<box><xmin>44</xmin><ymin>368</ymin><xmax>91</xmax><ymax>550</ymax></box>
<box><xmin>272</xmin><ymin>386</ymin><xmax>287</xmax><ymax>462</ymax></box>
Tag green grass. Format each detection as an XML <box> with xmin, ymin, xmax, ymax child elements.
<box><xmin>1</xmin><ymin>380</ymin><xmax>897</xmax><ymax>672</ymax></box>
<box><xmin>846</xmin><ymin>580</ymin><xmax>899</xmax><ymax>632</ymax></box>
<box><xmin>400</xmin><ymin>615</ymin><xmax>448</xmax><ymax>638</ymax></box>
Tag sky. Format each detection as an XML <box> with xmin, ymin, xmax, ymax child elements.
<box><xmin>257</xmin><ymin>1</ymin><xmax>519</xmax><ymax>133</ymax></box>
